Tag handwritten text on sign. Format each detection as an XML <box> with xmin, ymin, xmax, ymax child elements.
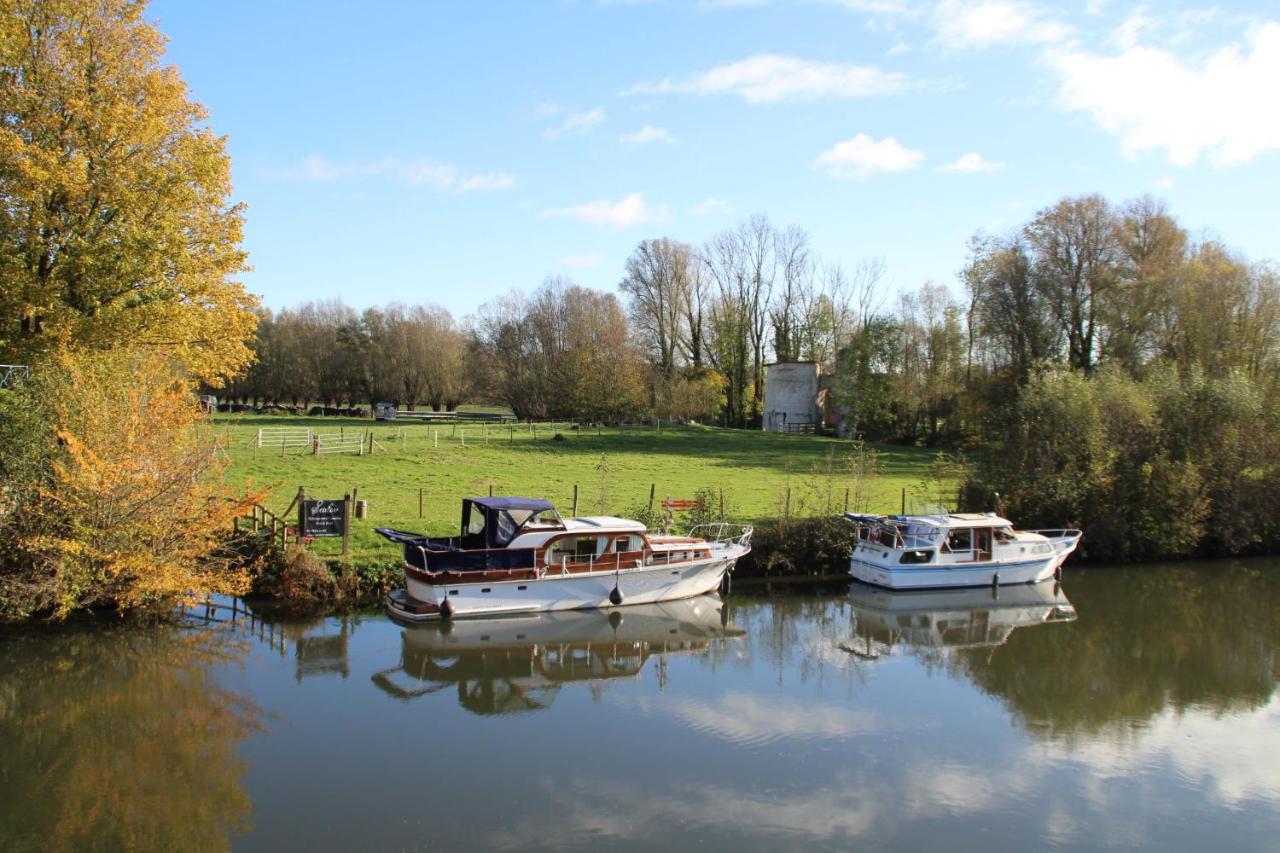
<box><xmin>301</xmin><ymin>499</ymin><xmax>346</xmax><ymax>538</ymax></box>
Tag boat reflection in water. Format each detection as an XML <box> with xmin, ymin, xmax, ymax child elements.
<box><xmin>371</xmin><ymin>594</ymin><xmax>743</xmax><ymax>715</ymax></box>
<box><xmin>845</xmin><ymin>579</ymin><xmax>1076</xmax><ymax>657</ymax></box>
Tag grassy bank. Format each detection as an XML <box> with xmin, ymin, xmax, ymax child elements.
<box><xmin>217</xmin><ymin>415</ymin><xmax>934</xmax><ymax>567</ymax></box>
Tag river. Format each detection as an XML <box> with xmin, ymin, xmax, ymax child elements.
<box><xmin>2</xmin><ymin>559</ymin><xmax>1279</xmax><ymax>852</ymax></box>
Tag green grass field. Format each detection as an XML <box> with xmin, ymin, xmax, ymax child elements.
<box><xmin>216</xmin><ymin>415</ymin><xmax>936</xmax><ymax>564</ymax></box>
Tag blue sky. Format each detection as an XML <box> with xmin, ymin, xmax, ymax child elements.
<box><xmin>149</xmin><ymin>0</ymin><xmax>1279</xmax><ymax>315</ymax></box>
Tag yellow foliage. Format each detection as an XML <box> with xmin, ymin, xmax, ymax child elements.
<box><xmin>15</xmin><ymin>348</ymin><xmax>265</xmax><ymax>617</ymax></box>
<box><xmin>0</xmin><ymin>0</ymin><xmax>258</xmax><ymax>385</ymax></box>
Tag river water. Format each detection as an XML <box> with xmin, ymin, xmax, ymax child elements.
<box><xmin>3</xmin><ymin>560</ymin><xmax>1279</xmax><ymax>852</ymax></box>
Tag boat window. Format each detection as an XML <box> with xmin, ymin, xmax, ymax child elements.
<box><xmin>493</xmin><ymin>511</ymin><xmax>519</xmax><ymax>545</ymax></box>
<box><xmin>943</xmin><ymin>528</ymin><xmax>973</xmax><ymax>552</ymax></box>
<box><xmin>613</xmin><ymin>535</ymin><xmax>641</xmax><ymax>552</ymax></box>
<box><xmin>549</xmin><ymin>536</ymin><xmax>605</xmax><ymax>560</ymax></box>
<box><xmin>994</xmin><ymin>527</ymin><xmax>1016</xmax><ymax>544</ymax></box>
<box><xmin>466</xmin><ymin>508</ymin><xmax>486</xmax><ymax>536</ymax></box>
<box><xmin>900</xmin><ymin>550</ymin><xmax>934</xmax><ymax>564</ymax></box>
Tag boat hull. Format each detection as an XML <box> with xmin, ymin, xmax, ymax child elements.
<box><xmin>398</xmin><ymin>548</ymin><xmax>744</xmax><ymax>619</ymax></box>
<box><xmin>849</xmin><ymin>552</ymin><xmax>1067</xmax><ymax>590</ymax></box>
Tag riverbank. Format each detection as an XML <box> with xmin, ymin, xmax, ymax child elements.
<box><xmin>215</xmin><ymin>414</ymin><xmax>930</xmax><ymax>566</ymax></box>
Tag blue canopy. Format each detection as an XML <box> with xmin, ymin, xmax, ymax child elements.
<box><xmin>469</xmin><ymin>496</ymin><xmax>556</xmax><ymax>513</ymax></box>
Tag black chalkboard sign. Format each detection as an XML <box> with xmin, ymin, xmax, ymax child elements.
<box><xmin>301</xmin><ymin>499</ymin><xmax>346</xmax><ymax>538</ymax></box>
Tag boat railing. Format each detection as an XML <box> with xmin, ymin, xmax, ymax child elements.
<box><xmin>1027</xmin><ymin>528</ymin><xmax>1082</xmax><ymax>541</ymax></box>
<box><xmin>687</xmin><ymin>522</ymin><xmax>754</xmax><ymax>548</ymax></box>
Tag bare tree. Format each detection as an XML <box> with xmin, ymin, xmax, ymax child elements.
<box><xmin>618</xmin><ymin>238</ymin><xmax>696</xmax><ymax>378</ymax></box>
<box><xmin>770</xmin><ymin>225</ymin><xmax>811</xmax><ymax>362</ymax></box>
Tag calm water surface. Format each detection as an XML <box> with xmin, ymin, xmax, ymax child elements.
<box><xmin>3</xmin><ymin>560</ymin><xmax>1280</xmax><ymax>852</ymax></box>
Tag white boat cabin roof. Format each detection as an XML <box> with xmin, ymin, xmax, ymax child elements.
<box><xmin>845</xmin><ymin>511</ymin><xmax>1015</xmax><ymax>531</ymax></box>
<box><xmin>562</xmin><ymin>516</ymin><xmax>648</xmax><ymax>533</ymax></box>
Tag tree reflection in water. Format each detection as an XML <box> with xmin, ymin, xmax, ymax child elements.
<box><xmin>0</xmin><ymin>624</ymin><xmax>262</xmax><ymax>853</ymax></box>
<box><xmin>949</xmin><ymin>562</ymin><xmax>1280</xmax><ymax>738</ymax></box>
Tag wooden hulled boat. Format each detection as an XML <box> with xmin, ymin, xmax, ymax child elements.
<box><xmin>376</xmin><ymin>497</ymin><xmax>752</xmax><ymax>620</ymax></box>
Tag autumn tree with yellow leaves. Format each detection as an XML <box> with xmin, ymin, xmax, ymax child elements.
<box><xmin>0</xmin><ymin>0</ymin><xmax>257</xmax><ymax>383</ymax></box>
<box><xmin>0</xmin><ymin>0</ymin><xmax>264</xmax><ymax>618</ymax></box>
<box><xmin>0</xmin><ymin>348</ymin><xmax>264</xmax><ymax>619</ymax></box>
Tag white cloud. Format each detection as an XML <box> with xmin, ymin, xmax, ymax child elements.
<box><xmin>636</xmin><ymin>692</ymin><xmax>883</xmax><ymax>746</ymax></box>
<box><xmin>937</xmin><ymin>151</ymin><xmax>1004</xmax><ymax>173</ymax></box>
<box><xmin>399</xmin><ymin>160</ymin><xmax>458</xmax><ymax>188</ymax></box>
<box><xmin>544</xmin><ymin>107</ymin><xmax>606</xmax><ymax>139</ymax></box>
<box><xmin>456</xmin><ymin>172</ymin><xmax>516</xmax><ymax>192</ymax></box>
<box><xmin>932</xmin><ymin>0</ymin><xmax>1072</xmax><ymax>50</ymax></box>
<box><xmin>624</xmin><ymin>54</ymin><xmax>910</xmax><ymax>103</ymax></box>
<box><xmin>1048</xmin><ymin>21</ymin><xmax>1280</xmax><ymax>166</ymax></box>
<box><xmin>540</xmin><ymin>192</ymin><xmax>668</xmax><ymax>229</ymax></box>
<box><xmin>816</xmin><ymin>133</ymin><xmax>924</xmax><ymax>179</ymax></box>
<box><xmin>274</xmin><ymin>155</ymin><xmax>513</xmax><ymax>193</ymax></box>
<box><xmin>692</xmin><ymin>196</ymin><xmax>731</xmax><ymax>216</ymax></box>
<box><xmin>561</xmin><ymin>252</ymin><xmax>604</xmax><ymax>269</ymax></box>
<box><xmin>620</xmin><ymin>124</ymin><xmax>676</xmax><ymax>145</ymax></box>
<box><xmin>1154</xmin><ymin>175</ymin><xmax>1175</xmax><ymax>189</ymax></box>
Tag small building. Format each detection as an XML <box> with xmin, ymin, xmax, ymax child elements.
<box><xmin>763</xmin><ymin>362</ymin><xmax>821</xmax><ymax>433</ymax></box>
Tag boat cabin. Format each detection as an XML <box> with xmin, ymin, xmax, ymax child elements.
<box><xmin>846</xmin><ymin>512</ymin><xmax>1026</xmax><ymax>565</ymax></box>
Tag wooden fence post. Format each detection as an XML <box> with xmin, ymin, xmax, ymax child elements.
<box><xmin>572</xmin><ymin>484</ymin><xmax>578</xmax><ymax>516</ymax></box>
<box><xmin>785</xmin><ymin>486</ymin><xmax>791</xmax><ymax>518</ymax></box>
<box><xmin>342</xmin><ymin>492</ymin><xmax>351</xmax><ymax>557</ymax></box>
<box><xmin>648</xmin><ymin>483</ymin><xmax>655</xmax><ymax>513</ymax></box>
<box><xmin>901</xmin><ymin>488</ymin><xmax>906</xmax><ymax>515</ymax></box>
<box><xmin>844</xmin><ymin>488</ymin><xmax>850</xmax><ymax>514</ymax></box>
<box><xmin>296</xmin><ymin>486</ymin><xmax>307</xmax><ymax>541</ymax></box>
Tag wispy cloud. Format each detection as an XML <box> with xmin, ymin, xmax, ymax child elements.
<box><xmin>456</xmin><ymin>172</ymin><xmax>517</xmax><ymax>192</ymax></box>
<box><xmin>620</xmin><ymin>124</ymin><xmax>677</xmax><ymax>145</ymax></box>
<box><xmin>624</xmin><ymin>54</ymin><xmax>910</xmax><ymax>103</ymax></box>
<box><xmin>268</xmin><ymin>155</ymin><xmax>514</xmax><ymax>193</ymax></box>
<box><xmin>1047</xmin><ymin>20</ymin><xmax>1280</xmax><ymax>166</ymax></box>
<box><xmin>692</xmin><ymin>196</ymin><xmax>731</xmax><ymax>216</ymax></box>
<box><xmin>544</xmin><ymin>107</ymin><xmax>607</xmax><ymax>139</ymax></box>
<box><xmin>816</xmin><ymin>133</ymin><xmax>924</xmax><ymax>179</ymax></box>
<box><xmin>561</xmin><ymin>252</ymin><xmax>605</xmax><ymax>270</ymax></box>
<box><xmin>932</xmin><ymin>0</ymin><xmax>1072</xmax><ymax>50</ymax></box>
<box><xmin>937</xmin><ymin>151</ymin><xmax>1004</xmax><ymax>173</ymax></box>
<box><xmin>540</xmin><ymin>192</ymin><xmax>669</xmax><ymax>229</ymax></box>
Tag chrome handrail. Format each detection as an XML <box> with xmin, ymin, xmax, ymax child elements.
<box><xmin>687</xmin><ymin>522</ymin><xmax>754</xmax><ymax>548</ymax></box>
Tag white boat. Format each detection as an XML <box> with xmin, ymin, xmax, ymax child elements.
<box><xmin>843</xmin><ymin>511</ymin><xmax>1080</xmax><ymax>590</ymax></box>
<box><xmin>847</xmin><ymin>580</ymin><xmax>1077</xmax><ymax>654</ymax></box>
<box><xmin>376</xmin><ymin>497</ymin><xmax>752</xmax><ymax>620</ymax></box>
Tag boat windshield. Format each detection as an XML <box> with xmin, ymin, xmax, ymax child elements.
<box><xmin>493</xmin><ymin>507</ymin><xmax>564</xmax><ymax>546</ymax></box>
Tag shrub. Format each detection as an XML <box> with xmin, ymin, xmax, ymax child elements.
<box><xmin>736</xmin><ymin>516</ymin><xmax>857</xmax><ymax>579</ymax></box>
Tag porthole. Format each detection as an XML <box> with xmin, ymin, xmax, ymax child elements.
<box><xmin>481</xmin><ymin>588</ymin><xmax>491</xmax><ymax>593</ymax></box>
<box><xmin>517</xmin><ymin>585</ymin><xmax>528</xmax><ymax>591</ymax></box>
<box><xmin>448</xmin><ymin>590</ymin><xmax>459</xmax><ymax>595</ymax></box>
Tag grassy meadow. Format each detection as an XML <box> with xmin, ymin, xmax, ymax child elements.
<box><xmin>216</xmin><ymin>415</ymin><xmax>937</xmax><ymax>564</ymax></box>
